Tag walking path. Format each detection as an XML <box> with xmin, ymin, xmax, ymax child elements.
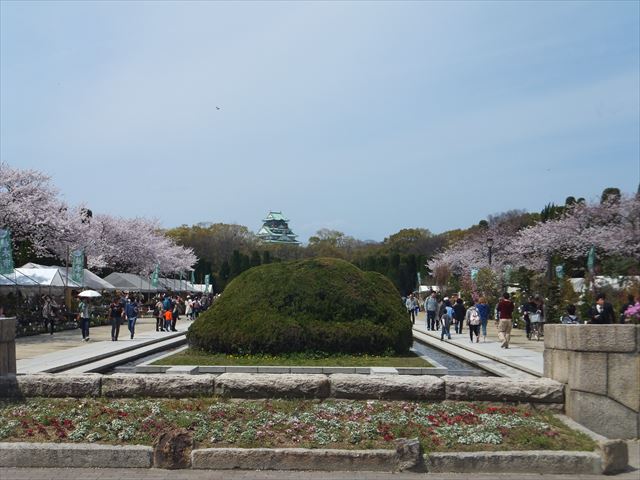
<box><xmin>16</xmin><ymin>317</ymin><xmax>190</xmax><ymax>374</ymax></box>
<box><xmin>412</xmin><ymin>311</ymin><xmax>544</xmax><ymax>378</ymax></box>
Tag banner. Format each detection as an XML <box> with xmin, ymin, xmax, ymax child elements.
<box><xmin>191</xmin><ymin>270</ymin><xmax>195</xmax><ymax>284</ymax></box>
<box><xmin>470</xmin><ymin>268</ymin><xmax>478</xmax><ymax>282</ymax></box>
<box><xmin>416</xmin><ymin>272</ymin><xmax>421</xmax><ymax>286</ymax></box>
<box><xmin>204</xmin><ymin>274</ymin><xmax>210</xmax><ymax>293</ymax></box>
<box><xmin>0</xmin><ymin>229</ymin><xmax>13</xmax><ymax>275</ymax></box>
<box><xmin>555</xmin><ymin>265</ymin><xmax>564</xmax><ymax>279</ymax></box>
<box><xmin>503</xmin><ymin>264</ymin><xmax>513</xmax><ymax>283</ymax></box>
<box><xmin>71</xmin><ymin>249</ymin><xmax>85</xmax><ymax>285</ymax></box>
<box><xmin>151</xmin><ymin>264</ymin><xmax>160</xmax><ymax>288</ymax></box>
<box><xmin>587</xmin><ymin>246</ymin><xmax>595</xmax><ymax>273</ymax></box>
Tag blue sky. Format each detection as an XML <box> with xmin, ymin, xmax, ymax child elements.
<box><xmin>1</xmin><ymin>1</ymin><xmax>639</xmax><ymax>243</ymax></box>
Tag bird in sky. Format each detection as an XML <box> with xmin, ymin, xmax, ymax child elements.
<box><xmin>216</xmin><ymin>106</ymin><xmax>221</xmax><ymax>110</ymax></box>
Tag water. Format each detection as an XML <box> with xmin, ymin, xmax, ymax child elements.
<box><xmin>412</xmin><ymin>340</ymin><xmax>493</xmax><ymax>376</ymax></box>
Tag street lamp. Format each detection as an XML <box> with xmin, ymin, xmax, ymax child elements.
<box><xmin>486</xmin><ymin>238</ymin><xmax>494</xmax><ymax>266</ymax></box>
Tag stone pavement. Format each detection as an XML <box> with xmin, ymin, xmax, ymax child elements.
<box><xmin>16</xmin><ymin>316</ymin><xmax>190</xmax><ymax>373</ymax></box>
<box><xmin>413</xmin><ymin>312</ymin><xmax>544</xmax><ymax>377</ymax></box>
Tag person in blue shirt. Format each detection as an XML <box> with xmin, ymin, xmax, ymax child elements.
<box><xmin>124</xmin><ymin>296</ymin><xmax>139</xmax><ymax>339</ymax></box>
<box><xmin>475</xmin><ymin>296</ymin><xmax>490</xmax><ymax>342</ymax></box>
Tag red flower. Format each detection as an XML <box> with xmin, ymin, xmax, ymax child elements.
<box><xmin>383</xmin><ymin>432</ymin><xmax>394</xmax><ymax>441</ymax></box>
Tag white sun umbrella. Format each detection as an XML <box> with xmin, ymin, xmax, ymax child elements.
<box><xmin>77</xmin><ymin>289</ymin><xmax>102</xmax><ymax>298</ymax></box>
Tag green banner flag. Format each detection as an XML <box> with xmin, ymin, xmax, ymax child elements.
<box><xmin>151</xmin><ymin>264</ymin><xmax>159</xmax><ymax>288</ymax></box>
<box><xmin>0</xmin><ymin>229</ymin><xmax>14</xmax><ymax>275</ymax></box>
<box><xmin>555</xmin><ymin>265</ymin><xmax>564</xmax><ymax>279</ymax></box>
<box><xmin>71</xmin><ymin>249</ymin><xmax>85</xmax><ymax>285</ymax></box>
<box><xmin>417</xmin><ymin>272</ymin><xmax>421</xmax><ymax>285</ymax></box>
<box><xmin>470</xmin><ymin>268</ymin><xmax>478</xmax><ymax>282</ymax></box>
<box><xmin>587</xmin><ymin>246</ymin><xmax>595</xmax><ymax>273</ymax></box>
<box><xmin>191</xmin><ymin>270</ymin><xmax>195</xmax><ymax>284</ymax></box>
<box><xmin>204</xmin><ymin>274</ymin><xmax>210</xmax><ymax>293</ymax></box>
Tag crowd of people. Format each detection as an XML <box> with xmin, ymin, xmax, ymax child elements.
<box><xmin>38</xmin><ymin>291</ymin><xmax>214</xmax><ymax>342</ymax></box>
<box><xmin>405</xmin><ymin>291</ymin><xmax>635</xmax><ymax>349</ymax></box>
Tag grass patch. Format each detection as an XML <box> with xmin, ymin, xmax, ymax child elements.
<box><xmin>153</xmin><ymin>348</ymin><xmax>432</xmax><ymax>367</ymax></box>
<box><xmin>0</xmin><ymin>398</ymin><xmax>596</xmax><ymax>453</ymax></box>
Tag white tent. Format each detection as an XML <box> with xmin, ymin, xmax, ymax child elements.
<box><xmin>0</xmin><ymin>268</ymin><xmax>82</xmax><ymax>296</ymax></box>
<box><xmin>21</xmin><ymin>263</ymin><xmax>117</xmax><ymax>292</ymax></box>
<box><xmin>103</xmin><ymin>272</ymin><xmax>156</xmax><ymax>293</ymax></box>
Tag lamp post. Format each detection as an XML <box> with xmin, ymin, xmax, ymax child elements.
<box><xmin>486</xmin><ymin>238</ymin><xmax>494</xmax><ymax>266</ymax></box>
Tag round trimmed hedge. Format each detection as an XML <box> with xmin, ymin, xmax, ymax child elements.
<box><xmin>187</xmin><ymin>257</ymin><xmax>412</xmax><ymax>355</ymax></box>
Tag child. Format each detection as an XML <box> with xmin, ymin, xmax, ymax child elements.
<box><xmin>440</xmin><ymin>306</ymin><xmax>453</xmax><ymax>341</ymax></box>
<box><xmin>164</xmin><ymin>309</ymin><xmax>173</xmax><ymax>332</ymax></box>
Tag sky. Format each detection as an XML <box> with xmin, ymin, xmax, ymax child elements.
<box><xmin>1</xmin><ymin>0</ymin><xmax>639</xmax><ymax>243</ymax></box>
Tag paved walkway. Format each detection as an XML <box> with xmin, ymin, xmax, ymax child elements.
<box><xmin>412</xmin><ymin>311</ymin><xmax>544</xmax><ymax>377</ymax></box>
<box><xmin>16</xmin><ymin>316</ymin><xmax>190</xmax><ymax>374</ymax></box>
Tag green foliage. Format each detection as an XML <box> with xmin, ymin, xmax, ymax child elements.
<box><xmin>600</xmin><ymin>187</ymin><xmax>621</xmax><ymax>204</ymax></box>
<box><xmin>188</xmin><ymin>258</ymin><xmax>412</xmax><ymax>355</ymax></box>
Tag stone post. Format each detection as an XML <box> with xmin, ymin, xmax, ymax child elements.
<box><xmin>0</xmin><ymin>317</ymin><xmax>17</xmax><ymax>376</ymax></box>
<box><xmin>544</xmin><ymin>324</ymin><xmax>639</xmax><ymax>439</ymax></box>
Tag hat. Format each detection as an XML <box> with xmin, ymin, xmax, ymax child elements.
<box><xmin>443</xmin><ymin>297</ymin><xmax>449</xmax><ymax>301</ymax></box>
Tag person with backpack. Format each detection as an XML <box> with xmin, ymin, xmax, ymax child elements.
<box><xmin>452</xmin><ymin>298</ymin><xmax>466</xmax><ymax>334</ymax></box>
<box><xmin>465</xmin><ymin>300</ymin><xmax>481</xmax><ymax>343</ymax></box>
<box><xmin>124</xmin><ymin>295</ymin><xmax>139</xmax><ymax>339</ymax></box>
<box><xmin>440</xmin><ymin>301</ymin><xmax>454</xmax><ymax>341</ymax></box>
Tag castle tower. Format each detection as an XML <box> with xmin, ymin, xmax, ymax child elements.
<box><xmin>257</xmin><ymin>211</ymin><xmax>300</xmax><ymax>244</ymax></box>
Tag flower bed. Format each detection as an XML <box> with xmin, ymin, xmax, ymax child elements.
<box><xmin>0</xmin><ymin>398</ymin><xmax>595</xmax><ymax>452</ymax></box>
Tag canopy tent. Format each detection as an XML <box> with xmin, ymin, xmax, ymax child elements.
<box><xmin>0</xmin><ymin>268</ymin><xmax>82</xmax><ymax>296</ymax></box>
<box><xmin>570</xmin><ymin>276</ymin><xmax>640</xmax><ymax>293</ymax></box>
<box><xmin>21</xmin><ymin>263</ymin><xmax>117</xmax><ymax>292</ymax></box>
<box><xmin>103</xmin><ymin>272</ymin><xmax>156</xmax><ymax>293</ymax></box>
<box><xmin>158</xmin><ymin>277</ymin><xmax>197</xmax><ymax>293</ymax></box>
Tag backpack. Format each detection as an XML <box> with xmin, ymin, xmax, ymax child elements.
<box><xmin>469</xmin><ymin>308</ymin><xmax>481</xmax><ymax>325</ymax></box>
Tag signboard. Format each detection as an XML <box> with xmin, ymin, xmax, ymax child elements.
<box><xmin>151</xmin><ymin>264</ymin><xmax>159</xmax><ymax>288</ymax></box>
<box><xmin>71</xmin><ymin>249</ymin><xmax>85</xmax><ymax>285</ymax></box>
<box><xmin>0</xmin><ymin>229</ymin><xmax>13</xmax><ymax>275</ymax></box>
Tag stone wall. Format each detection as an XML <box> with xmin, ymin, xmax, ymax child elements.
<box><xmin>544</xmin><ymin>324</ymin><xmax>639</xmax><ymax>439</ymax></box>
<box><xmin>0</xmin><ymin>317</ymin><xmax>16</xmax><ymax>376</ymax></box>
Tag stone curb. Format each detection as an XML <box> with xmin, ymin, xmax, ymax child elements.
<box><xmin>0</xmin><ymin>373</ymin><xmax>565</xmax><ymax>404</ymax></box>
<box><xmin>0</xmin><ymin>442</ymin><xmax>608</xmax><ymax>474</ymax></box>
<box><xmin>0</xmin><ymin>442</ymin><xmax>153</xmax><ymax>468</ymax></box>
<box><xmin>425</xmin><ymin>450</ymin><xmax>602</xmax><ymax>474</ymax></box>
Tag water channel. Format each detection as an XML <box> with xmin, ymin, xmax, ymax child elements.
<box><xmin>109</xmin><ymin>339</ymin><xmax>493</xmax><ymax>376</ymax></box>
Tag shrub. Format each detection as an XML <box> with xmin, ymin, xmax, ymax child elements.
<box><xmin>187</xmin><ymin>257</ymin><xmax>411</xmax><ymax>354</ymax></box>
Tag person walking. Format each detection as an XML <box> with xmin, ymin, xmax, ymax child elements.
<box><xmin>496</xmin><ymin>292</ymin><xmax>515</xmax><ymax>349</ymax></box>
<box><xmin>109</xmin><ymin>299</ymin><xmax>123</xmax><ymax>341</ymax></box>
<box><xmin>465</xmin><ymin>301</ymin><xmax>481</xmax><ymax>343</ymax></box>
<box><xmin>42</xmin><ymin>295</ymin><xmax>58</xmax><ymax>335</ymax></box>
<box><xmin>154</xmin><ymin>298</ymin><xmax>164</xmax><ymax>331</ymax></box>
<box><xmin>453</xmin><ymin>298</ymin><xmax>466</xmax><ymax>334</ymax></box>
<box><xmin>476</xmin><ymin>296</ymin><xmax>489</xmax><ymax>342</ymax></box>
<box><xmin>78</xmin><ymin>298</ymin><xmax>91</xmax><ymax>342</ymax></box>
<box><xmin>588</xmin><ymin>293</ymin><xmax>616</xmax><ymax>324</ymax></box>
<box><xmin>405</xmin><ymin>293</ymin><xmax>418</xmax><ymax>325</ymax></box>
<box><xmin>124</xmin><ymin>295</ymin><xmax>139</xmax><ymax>339</ymax></box>
<box><xmin>440</xmin><ymin>302</ymin><xmax>453</xmax><ymax>341</ymax></box>
<box><xmin>425</xmin><ymin>291</ymin><xmax>438</xmax><ymax>331</ymax></box>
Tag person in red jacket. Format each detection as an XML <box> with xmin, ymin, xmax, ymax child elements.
<box><xmin>496</xmin><ymin>292</ymin><xmax>515</xmax><ymax>349</ymax></box>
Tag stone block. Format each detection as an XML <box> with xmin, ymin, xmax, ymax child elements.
<box><xmin>396</xmin><ymin>368</ymin><xmax>424</xmax><ymax>375</ymax></box>
<box><xmin>544</xmin><ymin>324</ymin><xmax>567</xmax><ymax>351</ymax></box>
<box><xmin>102</xmin><ymin>374</ymin><xmax>215</xmax><ymax>397</ymax></box>
<box><xmin>198</xmin><ymin>366</ymin><xmax>226</xmax><ymax>374</ymax></box>
<box><xmin>257</xmin><ymin>367</ymin><xmax>290</xmax><ymax>374</ymax></box>
<box><xmin>426</xmin><ymin>451</ymin><xmax>601</xmax><ymax>474</ymax></box>
<box><xmin>165</xmin><ymin>366</ymin><xmax>199</xmax><ymax>375</ymax></box>
<box><xmin>565</xmin><ymin>325</ymin><xmax>637</xmax><ymax>353</ymax></box>
<box><xmin>566</xmin><ymin>389</ymin><xmax>639</xmax><ymax>439</ymax></box>
<box><xmin>0</xmin><ymin>318</ymin><xmax>16</xmax><ymax>341</ymax></box>
<box><xmin>598</xmin><ymin>439</ymin><xmax>628</xmax><ymax>475</ymax></box>
<box><xmin>135</xmin><ymin>365</ymin><xmax>170</xmax><ymax>374</ymax></box>
<box><xmin>192</xmin><ymin>447</ymin><xmax>397</xmax><ymax>472</ymax></box>
<box><xmin>0</xmin><ymin>442</ymin><xmax>152</xmax><ymax>468</ymax></box>
<box><xmin>224</xmin><ymin>366</ymin><xmax>257</xmax><ymax>373</ymax></box>
<box><xmin>543</xmin><ymin>349</ymin><xmax>570</xmax><ymax>384</ymax></box>
<box><xmin>370</xmin><ymin>367</ymin><xmax>398</xmax><ymax>375</ymax></box>
<box><xmin>608</xmin><ymin>353</ymin><xmax>640</xmax><ymax>412</ymax></box>
<box><xmin>330</xmin><ymin>374</ymin><xmax>444</xmax><ymax>400</ymax></box>
<box><xmin>568</xmin><ymin>352</ymin><xmax>607</xmax><ymax>395</ymax></box>
<box><xmin>213</xmin><ymin>373</ymin><xmax>329</xmax><ymax>398</ymax></box>
<box><xmin>0</xmin><ymin>374</ymin><xmax>101</xmax><ymax>398</ymax></box>
<box><xmin>323</xmin><ymin>367</ymin><xmax>356</xmax><ymax>374</ymax></box>
<box><xmin>443</xmin><ymin>376</ymin><xmax>564</xmax><ymax>404</ymax></box>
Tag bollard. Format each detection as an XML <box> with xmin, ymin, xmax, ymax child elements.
<box><xmin>0</xmin><ymin>317</ymin><xmax>17</xmax><ymax>376</ymax></box>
